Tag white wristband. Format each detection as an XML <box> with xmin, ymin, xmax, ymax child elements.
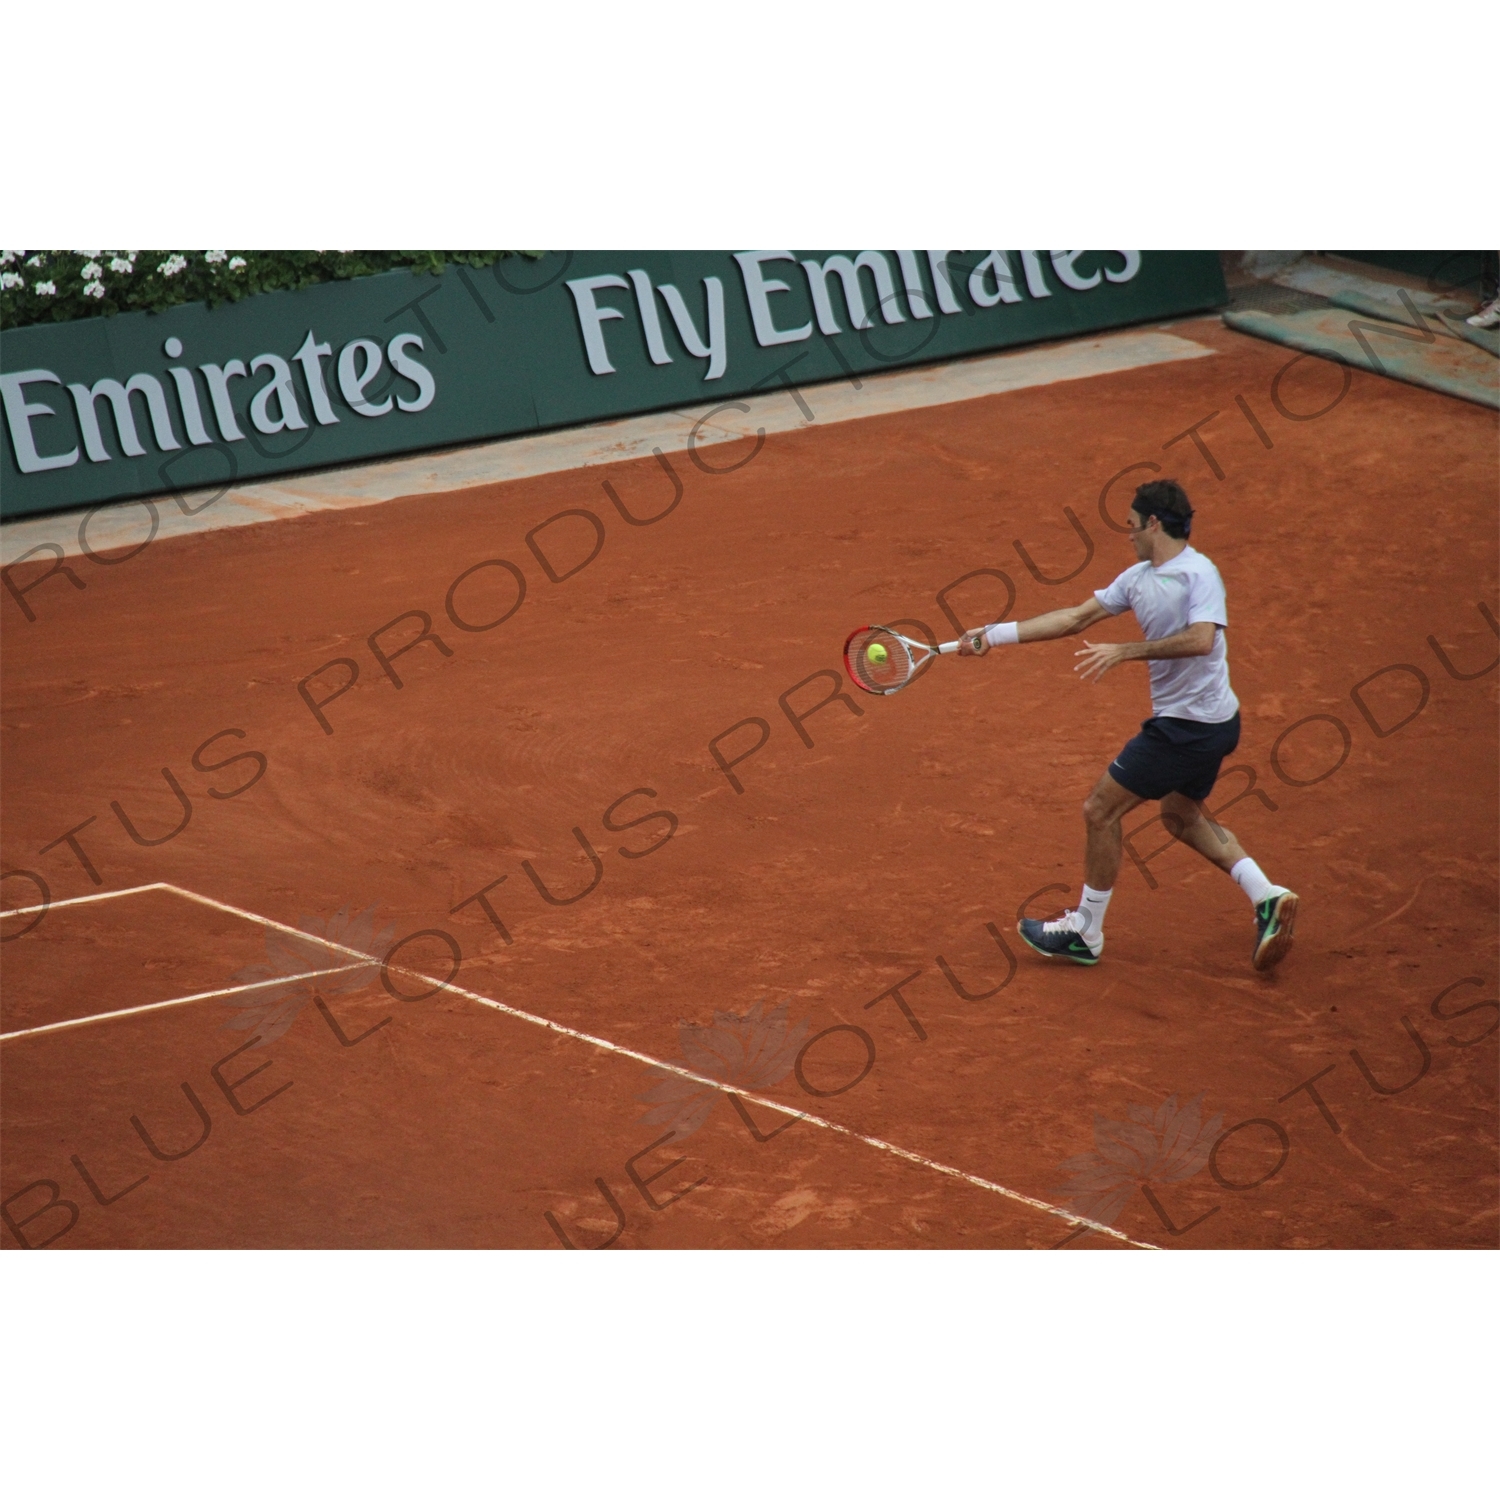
<box><xmin>983</xmin><ymin>621</ymin><xmax>1020</xmax><ymax>646</ymax></box>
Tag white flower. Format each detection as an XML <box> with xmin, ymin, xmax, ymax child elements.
<box><xmin>638</xmin><ymin>1001</ymin><xmax>811</xmax><ymax>1141</ymax></box>
<box><xmin>228</xmin><ymin>256</ymin><xmax>247</xmax><ymax>270</ymax></box>
<box><xmin>205</xmin><ymin>249</ymin><xmax>228</xmax><ymax>264</ymax></box>
<box><xmin>1</xmin><ymin>271</ymin><xmax>24</xmax><ymax>291</ymax></box>
<box><xmin>77</xmin><ymin>250</ymin><xmax>102</xmax><ymax>257</ymax></box>
<box><xmin>36</xmin><ymin>281</ymin><xmax>57</xmax><ymax>296</ymax></box>
<box><xmin>81</xmin><ymin>260</ymin><xmax>102</xmax><ymax>280</ymax></box>
<box><xmin>1055</xmin><ymin>1094</ymin><xmax>1224</xmax><ymax>1230</ymax></box>
<box><xmin>127</xmin><ymin>251</ymin><xmax>137</xmax><ymax>261</ymax></box>
<box><xmin>83</xmin><ymin>281</ymin><xmax>106</xmax><ymax>299</ymax></box>
<box><xmin>220</xmin><ymin>904</ymin><xmax>396</xmax><ymax>1049</ymax></box>
<box><xmin>1</xmin><ymin>251</ymin><xmax>17</xmax><ymax>265</ymax></box>
<box><xmin>157</xmin><ymin>254</ymin><xmax>188</xmax><ymax>277</ymax></box>
<box><xmin>109</xmin><ymin>256</ymin><xmax>133</xmax><ymax>274</ymax></box>
<box><xmin>25</xmin><ymin>254</ymin><xmax>44</xmax><ymax>268</ymax></box>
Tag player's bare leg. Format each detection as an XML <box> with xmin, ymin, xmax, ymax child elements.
<box><xmin>1082</xmin><ymin>771</ymin><xmax>1144</xmax><ymax>889</ymax></box>
<box><xmin>1017</xmin><ymin>770</ymin><xmax>1141</xmax><ymax>964</ymax></box>
<box><xmin>1161</xmin><ymin>792</ymin><xmax>1299</xmax><ymax>970</ymax></box>
<box><xmin>1159</xmin><ymin>792</ymin><xmax>1247</xmax><ymax>872</ymax></box>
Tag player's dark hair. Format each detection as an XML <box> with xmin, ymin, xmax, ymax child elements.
<box><xmin>1132</xmin><ymin>479</ymin><xmax>1193</xmax><ymax>539</ymax></box>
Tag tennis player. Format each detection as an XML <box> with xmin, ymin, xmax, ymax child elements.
<box><xmin>959</xmin><ymin>479</ymin><xmax>1298</xmax><ymax>971</ymax></box>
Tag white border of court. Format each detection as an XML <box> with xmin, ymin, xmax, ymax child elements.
<box><xmin>0</xmin><ymin>881</ymin><xmax>1161</xmax><ymax>1249</ymax></box>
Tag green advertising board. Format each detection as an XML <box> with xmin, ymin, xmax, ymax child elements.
<box><xmin>0</xmin><ymin>251</ymin><xmax>1226</xmax><ymax>520</ymax></box>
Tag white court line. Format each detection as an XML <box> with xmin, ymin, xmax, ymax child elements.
<box><xmin>0</xmin><ymin>881</ymin><xmax>1161</xmax><ymax>1250</ymax></box>
<box><xmin>0</xmin><ymin>963</ymin><xmax>371</xmax><ymax>1042</ymax></box>
<box><xmin>0</xmin><ymin>881</ymin><xmax>167</xmax><ymax>919</ymax></box>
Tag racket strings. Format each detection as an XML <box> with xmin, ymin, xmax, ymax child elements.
<box><xmin>844</xmin><ymin>626</ymin><xmax>921</xmax><ymax>694</ymax></box>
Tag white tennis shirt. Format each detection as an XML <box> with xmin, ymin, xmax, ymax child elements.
<box><xmin>1093</xmin><ymin>546</ymin><xmax>1240</xmax><ymax>724</ymax></box>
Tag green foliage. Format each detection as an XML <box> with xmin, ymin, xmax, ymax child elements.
<box><xmin>0</xmin><ymin>250</ymin><xmax>545</xmax><ymax>330</ymax></box>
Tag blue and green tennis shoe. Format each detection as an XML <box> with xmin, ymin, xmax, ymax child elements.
<box><xmin>1252</xmin><ymin>889</ymin><xmax>1299</xmax><ymax>971</ymax></box>
<box><xmin>1017</xmin><ymin>891</ymin><xmax>1300</xmax><ymax>971</ymax></box>
<box><xmin>1017</xmin><ymin>910</ymin><xmax>1102</xmax><ymax>965</ymax></box>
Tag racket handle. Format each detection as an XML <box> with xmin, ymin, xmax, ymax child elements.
<box><xmin>937</xmin><ymin>640</ymin><xmax>961</xmax><ymax>654</ymax></box>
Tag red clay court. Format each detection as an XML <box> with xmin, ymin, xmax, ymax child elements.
<box><xmin>2</xmin><ymin>311</ymin><xmax>1496</xmax><ymax>1250</ymax></box>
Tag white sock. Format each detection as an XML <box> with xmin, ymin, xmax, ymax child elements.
<box><xmin>1230</xmin><ymin>857</ymin><xmax>1276</xmax><ymax>906</ymax></box>
<box><xmin>1078</xmin><ymin>884</ymin><xmax>1113</xmax><ymax>942</ymax></box>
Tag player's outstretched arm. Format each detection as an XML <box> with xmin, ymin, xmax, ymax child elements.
<box><xmin>957</xmin><ymin>598</ymin><xmax>1107</xmax><ymax>655</ymax></box>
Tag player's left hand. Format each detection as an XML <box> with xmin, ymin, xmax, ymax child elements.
<box><xmin>1074</xmin><ymin>640</ymin><xmax>1128</xmax><ymax>682</ymax></box>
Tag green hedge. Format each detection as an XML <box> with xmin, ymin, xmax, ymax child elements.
<box><xmin>0</xmin><ymin>250</ymin><xmax>542</xmax><ymax>330</ymax></box>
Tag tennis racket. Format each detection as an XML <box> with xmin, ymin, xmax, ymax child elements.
<box><xmin>843</xmin><ymin>623</ymin><xmax>985</xmax><ymax>695</ymax></box>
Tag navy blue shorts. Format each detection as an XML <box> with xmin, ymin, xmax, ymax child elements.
<box><xmin>1109</xmin><ymin>713</ymin><xmax>1241</xmax><ymax>802</ymax></box>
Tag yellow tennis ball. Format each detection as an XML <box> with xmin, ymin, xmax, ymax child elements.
<box><xmin>867</xmin><ymin>642</ymin><xmax>888</xmax><ymax>665</ymax></box>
